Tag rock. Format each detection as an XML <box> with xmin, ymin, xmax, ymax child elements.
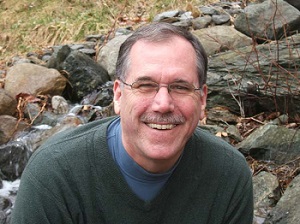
<box><xmin>153</xmin><ymin>10</ymin><xmax>181</xmax><ymax>22</ymax></box>
<box><xmin>51</xmin><ymin>95</ymin><xmax>69</xmax><ymax>114</ymax></box>
<box><xmin>4</xmin><ymin>63</ymin><xmax>67</xmax><ymax>98</ymax></box>
<box><xmin>68</xmin><ymin>104</ymin><xmax>110</xmax><ymax>123</ymax></box>
<box><xmin>80</xmin><ymin>81</ymin><xmax>114</xmax><ymax>107</ymax></box>
<box><xmin>0</xmin><ymin>89</ymin><xmax>17</xmax><ymax>116</ymax></box>
<box><xmin>0</xmin><ymin>196</ymin><xmax>12</xmax><ymax>224</ymax></box>
<box><xmin>47</xmin><ymin>45</ymin><xmax>110</xmax><ymax>101</ymax></box>
<box><xmin>47</xmin><ymin>45</ymin><xmax>71</xmax><ymax>68</ymax></box>
<box><xmin>173</xmin><ymin>11</ymin><xmax>193</xmax><ymax>28</ymax></box>
<box><xmin>226</xmin><ymin>125</ymin><xmax>242</xmax><ymax>142</ymax></box>
<box><xmin>69</xmin><ymin>42</ymin><xmax>96</xmax><ymax>51</ymax></box>
<box><xmin>172</xmin><ymin>19</ymin><xmax>193</xmax><ymax>28</ymax></box>
<box><xmin>115</xmin><ymin>27</ymin><xmax>134</xmax><ymax>36</ymax></box>
<box><xmin>234</xmin><ymin>0</ymin><xmax>300</xmax><ymax>41</ymax></box>
<box><xmin>152</xmin><ymin>2</ymin><xmax>243</xmax><ymax>31</ymax></box>
<box><xmin>253</xmin><ymin>171</ymin><xmax>278</xmax><ymax>222</ymax></box>
<box><xmin>199</xmin><ymin>6</ymin><xmax>219</xmax><ymax>15</ymax></box>
<box><xmin>180</xmin><ymin>11</ymin><xmax>193</xmax><ymax>21</ymax></box>
<box><xmin>192</xmin><ymin>25</ymin><xmax>252</xmax><ymax>55</ymax></box>
<box><xmin>0</xmin><ymin>141</ymin><xmax>31</xmax><ymax>180</ymax></box>
<box><xmin>85</xmin><ymin>34</ymin><xmax>103</xmax><ymax>42</ymax></box>
<box><xmin>0</xmin><ymin>115</ymin><xmax>29</xmax><ymax>145</ymax></box>
<box><xmin>97</xmin><ymin>35</ymin><xmax>130</xmax><ymax>79</ymax></box>
<box><xmin>23</xmin><ymin>102</ymin><xmax>63</xmax><ymax>126</ymax></box>
<box><xmin>269</xmin><ymin>114</ymin><xmax>289</xmax><ymax>125</ymax></box>
<box><xmin>192</xmin><ymin>15</ymin><xmax>212</xmax><ymax>30</ymax></box>
<box><xmin>208</xmin><ymin>33</ymin><xmax>300</xmax><ymax>116</ymax></box>
<box><xmin>206</xmin><ymin>106</ymin><xmax>239</xmax><ymax>124</ymax></box>
<box><xmin>69</xmin><ymin>43</ymin><xmax>97</xmax><ymax>56</ymax></box>
<box><xmin>212</xmin><ymin>14</ymin><xmax>231</xmax><ymax>25</ymax></box>
<box><xmin>198</xmin><ymin>124</ymin><xmax>225</xmax><ymax>136</ymax></box>
<box><xmin>264</xmin><ymin>174</ymin><xmax>300</xmax><ymax>224</ymax></box>
<box><xmin>22</xmin><ymin>115</ymin><xmax>83</xmax><ymax>153</ymax></box>
<box><xmin>9</xmin><ymin>56</ymin><xmax>31</xmax><ymax>66</ymax></box>
<box><xmin>237</xmin><ymin>124</ymin><xmax>300</xmax><ymax>165</ymax></box>
<box><xmin>78</xmin><ymin>48</ymin><xmax>96</xmax><ymax>56</ymax></box>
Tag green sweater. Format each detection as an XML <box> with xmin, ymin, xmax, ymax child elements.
<box><xmin>11</xmin><ymin>117</ymin><xmax>253</xmax><ymax>224</ymax></box>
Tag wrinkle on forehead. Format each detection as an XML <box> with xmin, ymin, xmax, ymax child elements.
<box><xmin>126</xmin><ymin>37</ymin><xmax>198</xmax><ymax>85</ymax></box>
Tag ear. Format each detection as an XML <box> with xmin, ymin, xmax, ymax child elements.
<box><xmin>113</xmin><ymin>80</ymin><xmax>122</xmax><ymax>115</ymax></box>
<box><xmin>199</xmin><ymin>84</ymin><xmax>208</xmax><ymax>120</ymax></box>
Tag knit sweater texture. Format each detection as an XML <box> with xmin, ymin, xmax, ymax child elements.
<box><xmin>11</xmin><ymin>116</ymin><xmax>253</xmax><ymax>224</ymax></box>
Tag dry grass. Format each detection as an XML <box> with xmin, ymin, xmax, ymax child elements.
<box><xmin>0</xmin><ymin>0</ymin><xmax>222</xmax><ymax>61</ymax></box>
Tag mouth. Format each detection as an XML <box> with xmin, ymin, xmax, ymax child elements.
<box><xmin>146</xmin><ymin>123</ymin><xmax>177</xmax><ymax>130</ymax></box>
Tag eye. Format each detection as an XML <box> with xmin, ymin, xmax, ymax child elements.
<box><xmin>170</xmin><ymin>83</ymin><xmax>193</xmax><ymax>94</ymax></box>
<box><xmin>132</xmin><ymin>81</ymin><xmax>158</xmax><ymax>92</ymax></box>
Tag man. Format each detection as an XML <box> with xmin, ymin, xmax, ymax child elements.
<box><xmin>11</xmin><ymin>22</ymin><xmax>253</xmax><ymax>223</ymax></box>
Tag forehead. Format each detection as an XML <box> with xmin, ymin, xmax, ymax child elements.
<box><xmin>127</xmin><ymin>36</ymin><xmax>198</xmax><ymax>82</ymax></box>
<box><xmin>130</xmin><ymin>36</ymin><xmax>195</xmax><ymax>54</ymax></box>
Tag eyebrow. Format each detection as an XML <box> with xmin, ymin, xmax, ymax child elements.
<box><xmin>134</xmin><ymin>76</ymin><xmax>153</xmax><ymax>82</ymax></box>
<box><xmin>134</xmin><ymin>76</ymin><xmax>192</xmax><ymax>84</ymax></box>
<box><xmin>172</xmin><ymin>79</ymin><xmax>191</xmax><ymax>84</ymax></box>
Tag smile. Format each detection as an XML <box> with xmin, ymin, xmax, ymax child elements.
<box><xmin>147</xmin><ymin>123</ymin><xmax>176</xmax><ymax>130</ymax></box>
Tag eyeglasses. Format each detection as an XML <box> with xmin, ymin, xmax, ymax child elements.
<box><xmin>119</xmin><ymin>78</ymin><xmax>202</xmax><ymax>97</ymax></box>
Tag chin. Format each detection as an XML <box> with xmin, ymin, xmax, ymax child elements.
<box><xmin>144</xmin><ymin>145</ymin><xmax>182</xmax><ymax>160</ymax></box>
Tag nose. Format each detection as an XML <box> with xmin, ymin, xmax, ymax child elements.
<box><xmin>151</xmin><ymin>85</ymin><xmax>175</xmax><ymax>113</ymax></box>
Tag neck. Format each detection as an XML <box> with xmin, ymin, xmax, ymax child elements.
<box><xmin>125</xmin><ymin>148</ymin><xmax>182</xmax><ymax>174</ymax></box>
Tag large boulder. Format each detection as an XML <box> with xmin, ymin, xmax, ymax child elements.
<box><xmin>234</xmin><ymin>0</ymin><xmax>300</xmax><ymax>41</ymax></box>
<box><xmin>5</xmin><ymin>63</ymin><xmax>67</xmax><ymax>98</ymax></box>
<box><xmin>97</xmin><ymin>34</ymin><xmax>130</xmax><ymax>79</ymax></box>
<box><xmin>264</xmin><ymin>174</ymin><xmax>300</xmax><ymax>224</ymax></box>
<box><xmin>192</xmin><ymin>26</ymin><xmax>253</xmax><ymax>56</ymax></box>
<box><xmin>237</xmin><ymin>124</ymin><xmax>300</xmax><ymax>165</ymax></box>
<box><xmin>253</xmin><ymin>171</ymin><xmax>278</xmax><ymax>222</ymax></box>
<box><xmin>47</xmin><ymin>45</ymin><xmax>110</xmax><ymax>102</ymax></box>
<box><xmin>207</xmin><ymin>33</ymin><xmax>300</xmax><ymax>116</ymax></box>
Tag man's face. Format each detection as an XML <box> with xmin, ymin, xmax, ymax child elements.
<box><xmin>113</xmin><ymin>36</ymin><xmax>207</xmax><ymax>173</ymax></box>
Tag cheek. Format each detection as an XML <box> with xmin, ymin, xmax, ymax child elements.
<box><xmin>120</xmin><ymin>95</ymin><xmax>150</xmax><ymax>117</ymax></box>
<box><xmin>178</xmin><ymin>99</ymin><xmax>201</xmax><ymax>117</ymax></box>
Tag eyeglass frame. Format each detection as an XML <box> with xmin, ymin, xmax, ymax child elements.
<box><xmin>118</xmin><ymin>78</ymin><xmax>203</xmax><ymax>97</ymax></box>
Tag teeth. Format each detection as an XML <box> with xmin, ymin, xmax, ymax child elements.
<box><xmin>147</xmin><ymin>123</ymin><xmax>176</xmax><ymax>130</ymax></box>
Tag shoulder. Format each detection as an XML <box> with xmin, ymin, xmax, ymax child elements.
<box><xmin>25</xmin><ymin>116</ymin><xmax>117</xmax><ymax>173</ymax></box>
<box><xmin>43</xmin><ymin>116</ymin><xmax>117</xmax><ymax>147</ymax></box>
<box><xmin>37</xmin><ymin>116</ymin><xmax>117</xmax><ymax>153</ymax></box>
<box><xmin>18</xmin><ymin>117</ymin><xmax>119</xmax><ymax>196</ymax></box>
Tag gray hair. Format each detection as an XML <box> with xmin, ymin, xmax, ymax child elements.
<box><xmin>116</xmin><ymin>22</ymin><xmax>208</xmax><ymax>87</ymax></box>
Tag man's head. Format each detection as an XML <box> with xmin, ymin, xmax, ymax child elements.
<box><xmin>113</xmin><ymin>22</ymin><xmax>208</xmax><ymax>173</ymax></box>
<box><xmin>116</xmin><ymin>22</ymin><xmax>208</xmax><ymax>87</ymax></box>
